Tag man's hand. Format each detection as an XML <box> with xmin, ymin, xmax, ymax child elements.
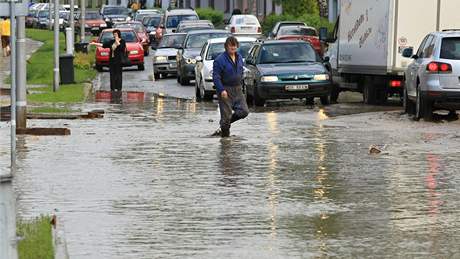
<box><xmin>220</xmin><ymin>90</ymin><xmax>228</xmax><ymax>99</ymax></box>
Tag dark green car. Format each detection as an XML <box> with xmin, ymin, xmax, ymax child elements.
<box><xmin>244</xmin><ymin>40</ymin><xmax>332</xmax><ymax>106</ymax></box>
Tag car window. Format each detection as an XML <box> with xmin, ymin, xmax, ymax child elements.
<box><xmin>422</xmin><ymin>35</ymin><xmax>435</xmax><ymax>58</ymax></box>
<box><xmin>234</xmin><ymin>16</ymin><xmax>258</xmax><ymax>25</ymax></box>
<box><xmin>440</xmin><ymin>37</ymin><xmax>460</xmax><ymax>60</ymax></box>
<box><xmin>416</xmin><ymin>35</ymin><xmax>430</xmax><ymax>58</ymax></box>
<box><xmin>278</xmin><ymin>26</ymin><xmax>317</xmax><ymax>36</ymax></box>
<box><xmin>146</xmin><ymin>17</ymin><xmax>161</xmax><ymax>27</ymax></box>
<box><xmin>259</xmin><ymin>43</ymin><xmax>317</xmax><ymax>64</ymax></box>
<box><xmin>103</xmin><ymin>8</ymin><xmax>129</xmax><ymax>15</ymax></box>
<box><xmin>185</xmin><ymin>33</ymin><xmax>229</xmax><ymax>48</ymax></box>
<box><xmin>101</xmin><ymin>31</ymin><xmax>138</xmax><ymax>43</ymax></box>
<box><xmin>86</xmin><ymin>12</ymin><xmax>102</xmax><ymax>20</ymax></box>
<box><xmin>166</xmin><ymin>15</ymin><xmax>198</xmax><ymax>28</ymax></box>
<box><xmin>158</xmin><ymin>34</ymin><xmax>185</xmax><ymax>48</ymax></box>
<box><xmin>206</xmin><ymin>42</ymin><xmax>253</xmax><ymax>60</ymax></box>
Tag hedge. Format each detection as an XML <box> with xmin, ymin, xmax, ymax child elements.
<box><xmin>196</xmin><ymin>8</ymin><xmax>225</xmax><ymax>28</ymax></box>
<box><xmin>262</xmin><ymin>13</ymin><xmax>334</xmax><ymax>35</ymax></box>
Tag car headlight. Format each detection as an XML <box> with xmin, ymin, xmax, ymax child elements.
<box><xmin>100</xmin><ymin>23</ymin><xmax>107</xmax><ymax>27</ymax></box>
<box><xmin>100</xmin><ymin>52</ymin><xmax>109</xmax><ymax>56</ymax></box>
<box><xmin>313</xmin><ymin>74</ymin><xmax>330</xmax><ymax>81</ymax></box>
<box><xmin>261</xmin><ymin>76</ymin><xmax>279</xmax><ymax>82</ymax></box>
<box><xmin>186</xmin><ymin>58</ymin><xmax>196</xmax><ymax>64</ymax></box>
<box><xmin>105</xmin><ymin>18</ymin><xmax>110</xmax><ymax>22</ymax></box>
<box><xmin>129</xmin><ymin>50</ymin><xmax>139</xmax><ymax>55</ymax></box>
<box><xmin>126</xmin><ymin>17</ymin><xmax>131</xmax><ymax>21</ymax></box>
<box><xmin>155</xmin><ymin>56</ymin><xmax>167</xmax><ymax>62</ymax></box>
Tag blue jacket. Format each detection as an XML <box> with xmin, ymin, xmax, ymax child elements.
<box><xmin>213</xmin><ymin>51</ymin><xmax>244</xmax><ymax>94</ymax></box>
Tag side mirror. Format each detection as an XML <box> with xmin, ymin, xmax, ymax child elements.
<box><xmin>319</xmin><ymin>27</ymin><xmax>328</xmax><ymax>42</ymax></box>
<box><xmin>323</xmin><ymin>56</ymin><xmax>330</xmax><ymax>63</ymax></box>
<box><xmin>402</xmin><ymin>47</ymin><xmax>414</xmax><ymax>58</ymax></box>
<box><xmin>195</xmin><ymin>56</ymin><xmax>202</xmax><ymax>62</ymax></box>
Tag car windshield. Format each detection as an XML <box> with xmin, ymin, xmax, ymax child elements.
<box><xmin>185</xmin><ymin>33</ymin><xmax>229</xmax><ymax>48</ymax></box>
<box><xmin>158</xmin><ymin>34</ymin><xmax>186</xmax><ymax>48</ymax></box>
<box><xmin>100</xmin><ymin>31</ymin><xmax>138</xmax><ymax>43</ymax></box>
<box><xmin>234</xmin><ymin>16</ymin><xmax>258</xmax><ymax>25</ymax></box>
<box><xmin>86</xmin><ymin>12</ymin><xmax>102</xmax><ymax>20</ymax></box>
<box><xmin>440</xmin><ymin>37</ymin><xmax>460</xmax><ymax>60</ymax></box>
<box><xmin>278</xmin><ymin>26</ymin><xmax>317</xmax><ymax>36</ymax></box>
<box><xmin>115</xmin><ymin>23</ymin><xmax>145</xmax><ymax>33</ymax></box>
<box><xmin>38</xmin><ymin>11</ymin><xmax>49</xmax><ymax>18</ymax></box>
<box><xmin>206</xmin><ymin>42</ymin><xmax>253</xmax><ymax>60</ymax></box>
<box><xmin>104</xmin><ymin>8</ymin><xmax>129</xmax><ymax>15</ymax></box>
<box><xmin>259</xmin><ymin>43</ymin><xmax>317</xmax><ymax>64</ymax></box>
<box><xmin>166</xmin><ymin>15</ymin><xmax>198</xmax><ymax>28</ymax></box>
<box><xmin>146</xmin><ymin>17</ymin><xmax>161</xmax><ymax>27</ymax></box>
<box><xmin>179</xmin><ymin>26</ymin><xmax>213</xmax><ymax>33</ymax></box>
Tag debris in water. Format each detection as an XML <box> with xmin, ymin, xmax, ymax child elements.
<box><xmin>369</xmin><ymin>145</ymin><xmax>382</xmax><ymax>154</ymax></box>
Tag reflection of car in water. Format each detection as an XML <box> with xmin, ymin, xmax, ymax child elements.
<box><xmin>244</xmin><ymin>40</ymin><xmax>332</xmax><ymax>106</ymax></box>
<box><xmin>194</xmin><ymin>37</ymin><xmax>256</xmax><ymax>101</ymax></box>
<box><xmin>153</xmin><ymin>33</ymin><xmax>186</xmax><ymax>79</ymax></box>
<box><xmin>94</xmin><ymin>28</ymin><xmax>144</xmax><ymax>71</ymax></box>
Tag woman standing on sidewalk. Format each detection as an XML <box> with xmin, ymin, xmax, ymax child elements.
<box><xmin>0</xmin><ymin>17</ymin><xmax>11</xmax><ymax>57</ymax></box>
<box><xmin>89</xmin><ymin>29</ymin><xmax>126</xmax><ymax>91</ymax></box>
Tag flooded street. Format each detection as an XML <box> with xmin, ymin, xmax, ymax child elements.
<box><xmin>2</xmin><ymin>69</ymin><xmax>460</xmax><ymax>257</ymax></box>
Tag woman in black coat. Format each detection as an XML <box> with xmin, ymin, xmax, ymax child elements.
<box><xmin>90</xmin><ymin>29</ymin><xmax>126</xmax><ymax>91</ymax></box>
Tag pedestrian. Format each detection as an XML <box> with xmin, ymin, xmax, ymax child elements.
<box><xmin>212</xmin><ymin>36</ymin><xmax>249</xmax><ymax>138</ymax></box>
<box><xmin>89</xmin><ymin>29</ymin><xmax>126</xmax><ymax>91</ymax></box>
<box><xmin>0</xmin><ymin>17</ymin><xmax>11</xmax><ymax>57</ymax></box>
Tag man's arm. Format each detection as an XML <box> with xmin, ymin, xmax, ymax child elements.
<box><xmin>213</xmin><ymin>58</ymin><xmax>225</xmax><ymax>94</ymax></box>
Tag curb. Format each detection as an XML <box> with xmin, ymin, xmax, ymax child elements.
<box><xmin>51</xmin><ymin>214</ymin><xmax>69</xmax><ymax>259</ymax></box>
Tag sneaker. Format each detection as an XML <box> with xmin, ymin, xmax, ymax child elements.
<box><xmin>210</xmin><ymin>128</ymin><xmax>222</xmax><ymax>137</ymax></box>
<box><xmin>221</xmin><ymin>128</ymin><xmax>230</xmax><ymax>138</ymax></box>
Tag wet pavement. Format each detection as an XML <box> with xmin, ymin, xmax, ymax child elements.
<box><xmin>2</xmin><ymin>56</ymin><xmax>460</xmax><ymax>258</ymax></box>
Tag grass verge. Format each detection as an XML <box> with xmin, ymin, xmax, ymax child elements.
<box><xmin>17</xmin><ymin>216</ymin><xmax>54</xmax><ymax>259</ymax></box>
<box><xmin>26</xmin><ymin>29</ymin><xmax>96</xmax><ymax>104</ymax></box>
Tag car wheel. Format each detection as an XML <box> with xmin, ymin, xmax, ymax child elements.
<box><xmin>154</xmin><ymin>73</ymin><xmax>160</xmax><ymax>80</ymax></box>
<box><xmin>305</xmin><ymin>97</ymin><xmax>314</xmax><ymax>105</ymax></box>
<box><xmin>363</xmin><ymin>77</ymin><xmax>377</xmax><ymax>105</ymax></box>
<box><xmin>403</xmin><ymin>87</ymin><xmax>415</xmax><ymax>115</ymax></box>
<box><xmin>320</xmin><ymin>95</ymin><xmax>331</xmax><ymax>106</ymax></box>
<box><xmin>95</xmin><ymin>65</ymin><xmax>103</xmax><ymax>72</ymax></box>
<box><xmin>161</xmin><ymin>73</ymin><xmax>168</xmax><ymax>78</ymax></box>
<box><xmin>180</xmin><ymin>76</ymin><xmax>189</xmax><ymax>86</ymax></box>
<box><xmin>201</xmin><ymin>81</ymin><xmax>213</xmax><ymax>101</ymax></box>
<box><xmin>253</xmin><ymin>85</ymin><xmax>265</xmax><ymax>107</ymax></box>
<box><xmin>415</xmin><ymin>86</ymin><xmax>433</xmax><ymax>121</ymax></box>
<box><xmin>138</xmin><ymin>64</ymin><xmax>145</xmax><ymax>71</ymax></box>
<box><xmin>330</xmin><ymin>83</ymin><xmax>340</xmax><ymax>103</ymax></box>
<box><xmin>177</xmin><ymin>75</ymin><xmax>181</xmax><ymax>83</ymax></box>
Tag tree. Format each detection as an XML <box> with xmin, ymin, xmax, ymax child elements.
<box><xmin>274</xmin><ymin>0</ymin><xmax>319</xmax><ymax>17</ymax></box>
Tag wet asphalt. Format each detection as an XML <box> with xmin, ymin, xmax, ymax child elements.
<box><xmin>1</xmin><ymin>52</ymin><xmax>460</xmax><ymax>258</ymax></box>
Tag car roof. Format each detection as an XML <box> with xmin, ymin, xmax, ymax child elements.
<box><xmin>166</xmin><ymin>9</ymin><xmax>197</xmax><ymax>15</ymax></box>
<box><xmin>207</xmin><ymin>36</ymin><xmax>257</xmax><ymax>44</ymax></box>
<box><xmin>258</xmin><ymin>39</ymin><xmax>308</xmax><ymax>45</ymax></box>
<box><xmin>186</xmin><ymin>29</ymin><xmax>228</xmax><ymax>35</ymax></box>
<box><xmin>179</xmin><ymin>19</ymin><xmax>211</xmax><ymax>24</ymax></box>
<box><xmin>101</xmin><ymin>28</ymin><xmax>136</xmax><ymax>33</ymax></box>
<box><xmin>279</xmin><ymin>25</ymin><xmax>317</xmax><ymax>30</ymax></box>
<box><xmin>435</xmin><ymin>30</ymin><xmax>460</xmax><ymax>37</ymax></box>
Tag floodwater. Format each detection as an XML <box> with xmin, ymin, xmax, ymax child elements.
<box><xmin>1</xmin><ymin>93</ymin><xmax>460</xmax><ymax>258</ymax></box>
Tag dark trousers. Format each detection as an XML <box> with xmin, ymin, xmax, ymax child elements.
<box><xmin>109</xmin><ymin>61</ymin><xmax>123</xmax><ymax>91</ymax></box>
<box><xmin>218</xmin><ymin>86</ymin><xmax>249</xmax><ymax>130</ymax></box>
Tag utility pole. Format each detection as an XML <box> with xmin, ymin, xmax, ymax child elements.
<box><xmin>53</xmin><ymin>0</ymin><xmax>60</xmax><ymax>91</ymax></box>
<box><xmin>0</xmin><ymin>175</ymin><xmax>18</xmax><ymax>259</ymax></box>
<box><xmin>9</xmin><ymin>0</ymin><xmax>17</xmax><ymax>168</ymax></box>
<box><xmin>48</xmin><ymin>0</ymin><xmax>52</xmax><ymax>30</ymax></box>
<box><xmin>70</xmin><ymin>0</ymin><xmax>75</xmax><ymax>50</ymax></box>
<box><xmin>16</xmin><ymin>16</ymin><xmax>26</xmax><ymax>129</ymax></box>
<box><xmin>80</xmin><ymin>0</ymin><xmax>85</xmax><ymax>43</ymax></box>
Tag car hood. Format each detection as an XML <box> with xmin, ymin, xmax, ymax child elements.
<box><xmin>182</xmin><ymin>48</ymin><xmax>201</xmax><ymax>58</ymax></box>
<box><xmin>257</xmin><ymin>62</ymin><xmax>327</xmax><ymax>75</ymax></box>
<box><xmin>155</xmin><ymin>48</ymin><xmax>178</xmax><ymax>56</ymax></box>
<box><xmin>86</xmin><ymin>19</ymin><xmax>105</xmax><ymax>24</ymax></box>
<box><xmin>98</xmin><ymin>42</ymin><xmax>141</xmax><ymax>51</ymax></box>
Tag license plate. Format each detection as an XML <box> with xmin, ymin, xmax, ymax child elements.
<box><xmin>286</xmin><ymin>84</ymin><xmax>309</xmax><ymax>91</ymax></box>
<box><xmin>240</xmin><ymin>26</ymin><xmax>253</xmax><ymax>32</ymax></box>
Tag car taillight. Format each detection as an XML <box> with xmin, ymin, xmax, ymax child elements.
<box><xmin>427</xmin><ymin>62</ymin><xmax>452</xmax><ymax>73</ymax></box>
<box><xmin>257</xmin><ymin>26</ymin><xmax>261</xmax><ymax>33</ymax></box>
<box><xmin>390</xmin><ymin>80</ymin><xmax>402</xmax><ymax>88</ymax></box>
<box><xmin>231</xmin><ymin>26</ymin><xmax>235</xmax><ymax>33</ymax></box>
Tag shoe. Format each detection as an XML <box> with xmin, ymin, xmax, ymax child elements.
<box><xmin>210</xmin><ymin>128</ymin><xmax>222</xmax><ymax>137</ymax></box>
<box><xmin>221</xmin><ymin>128</ymin><xmax>230</xmax><ymax>138</ymax></box>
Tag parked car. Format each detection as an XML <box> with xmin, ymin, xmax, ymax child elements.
<box><xmin>75</xmin><ymin>11</ymin><xmax>107</xmax><ymax>36</ymax></box>
<box><xmin>100</xmin><ymin>5</ymin><xmax>131</xmax><ymax>27</ymax></box>
<box><xmin>177</xmin><ymin>30</ymin><xmax>231</xmax><ymax>85</ymax></box>
<box><xmin>34</xmin><ymin>10</ymin><xmax>49</xmax><ymax>29</ymax></box>
<box><xmin>225</xmin><ymin>14</ymin><xmax>261</xmax><ymax>37</ymax></box>
<box><xmin>94</xmin><ymin>28</ymin><xmax>144</xmax><ymax>71</ymax></box>
<box><xmin>194</xmin><ymin>37</ymin><xmax>256</xmax><ymax>101</ymax></box>
<box><xmin>153</xmin><ymin>33</ymin><xmax>186</xmax><ymax>79</ymax></box>
<box><xmin>176</xmin><ymin>20</ymin><xmax>214</xmax><ymax>33</ymax></box>
<box><xmin>49</xmin><ymin>10</ymin><xmax>67</xmax><ymax>30</ymax></box>
<box><xmin>403</xmin><ymin>31</ymin><xmax>460</xmax><ymax>120</ymax></box>
<box><xmin>268</xmin><ymin>21</ymin><xmax>307</xmax><ymax>39</ymax></box>
<box><xmin>61</xmin><ymin>4</ymin><xmax>79</xmax><ymax>11</ymax></box>
<box><xmin>159</xmin><ymin>8</ymin><xmax>199</xmax><ymax>35</ymax></box>
<box><xmin>113</xmin><ymin>21</ymin><xmax>150</xmax><ymax>56</ymax></box>
<box><xmin>26</xmin><ymin>9</ymin><xmax>38</xmax><ymax>28</ymax></box>
<box><xmin>275</xmin><ymin>25</ymin><xmax>321</xmax><ymax>55</ymax></box>
<box><xmin>244</xmin><ymin>40</ymin><xmax>332</xmax><ymax>106</ymax></box>
<box><xmin>134</xmin><ymin>9</ymin><xmax>161</xmax><ymax>22</ymax></box>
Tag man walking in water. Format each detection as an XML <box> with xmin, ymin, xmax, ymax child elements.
<box><xmin>212</xmin><ymin>36</ymin><xmax>249</xmax><ymax>137</ymax></box>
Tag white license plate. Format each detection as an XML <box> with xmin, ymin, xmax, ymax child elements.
<box><xmin>286</xmin><ymin>84</ymin><xmax>309</xmax><ymax>91</ymax></box>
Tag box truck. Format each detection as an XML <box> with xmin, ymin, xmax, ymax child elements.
<box><xmin>321</xmin><ymin>0</ymin><xmax>460</xmax><ymax>104</ymax></box>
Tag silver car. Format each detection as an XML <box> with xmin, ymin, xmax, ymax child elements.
<box><xmin>403</xmin><ymin>30</ymin><xmax>460</xmax><ymax>120</ymax></box>
<box><xmin>153</xmin><ymin>33</ymin><xmax>186</xmax><ymax>79</ymax></box>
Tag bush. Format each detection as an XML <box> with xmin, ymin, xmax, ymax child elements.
<box><xmin>262</xmin><ymin>13</ymin><xmax>334</xmax><ymax>36</ymax></box>
<box><xmin>196</xmin><ymin>8</ymin><xmax>225</xmax><ymax>27</ymax></box>
<box><xmin>74</xmin><ymin>51</ymin><xmax>95</xmax><ymax>70</ymax></box>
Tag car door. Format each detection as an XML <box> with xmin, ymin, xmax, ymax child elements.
<box><xmin>417</xmin><ymin>35</ymin><xmax>436</xmax><ymax>92</ymax></box>
<box><xmin>196</xmin><ymin>42</ymin><xmax>207</xmax><ymax>83</ymax></box>
<box><xmin>244</xmin><ymin>45</ymin><xmax>259</xmax><ymax>93</ymax></box>
<box><xmin>407</xmin><ymin>35</ymin><xmax>431</xmax><ymax>96</ymax></box>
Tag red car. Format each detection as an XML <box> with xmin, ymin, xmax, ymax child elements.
<box><xmin>94</xmin><ymin>28</ymin><xmax>145</xmax><ymax>71</ymax></box>
<box><xmin>113</xmin><ymin>21</ymin><xmax>150</xmax><ymax>56</ymax></box>
<box><xmin>276</xmin><ymin>25</ymin><xmax>322</xmax><ymax>55</ymax></box>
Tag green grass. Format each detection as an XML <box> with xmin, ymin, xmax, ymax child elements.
<box><xmin>29</xmin><ymin>106</ymin><xmax>76</xmax><ymax>113</ymax></box>
<box><xmin>26</xmin><ymin>29</ymin><xmax>96</xmax><ymax>104</ymax></box>
<box><xmin>17</xmin><ymin>216</ymin><xmax>54</xmax><ymax>259</ymax></box>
